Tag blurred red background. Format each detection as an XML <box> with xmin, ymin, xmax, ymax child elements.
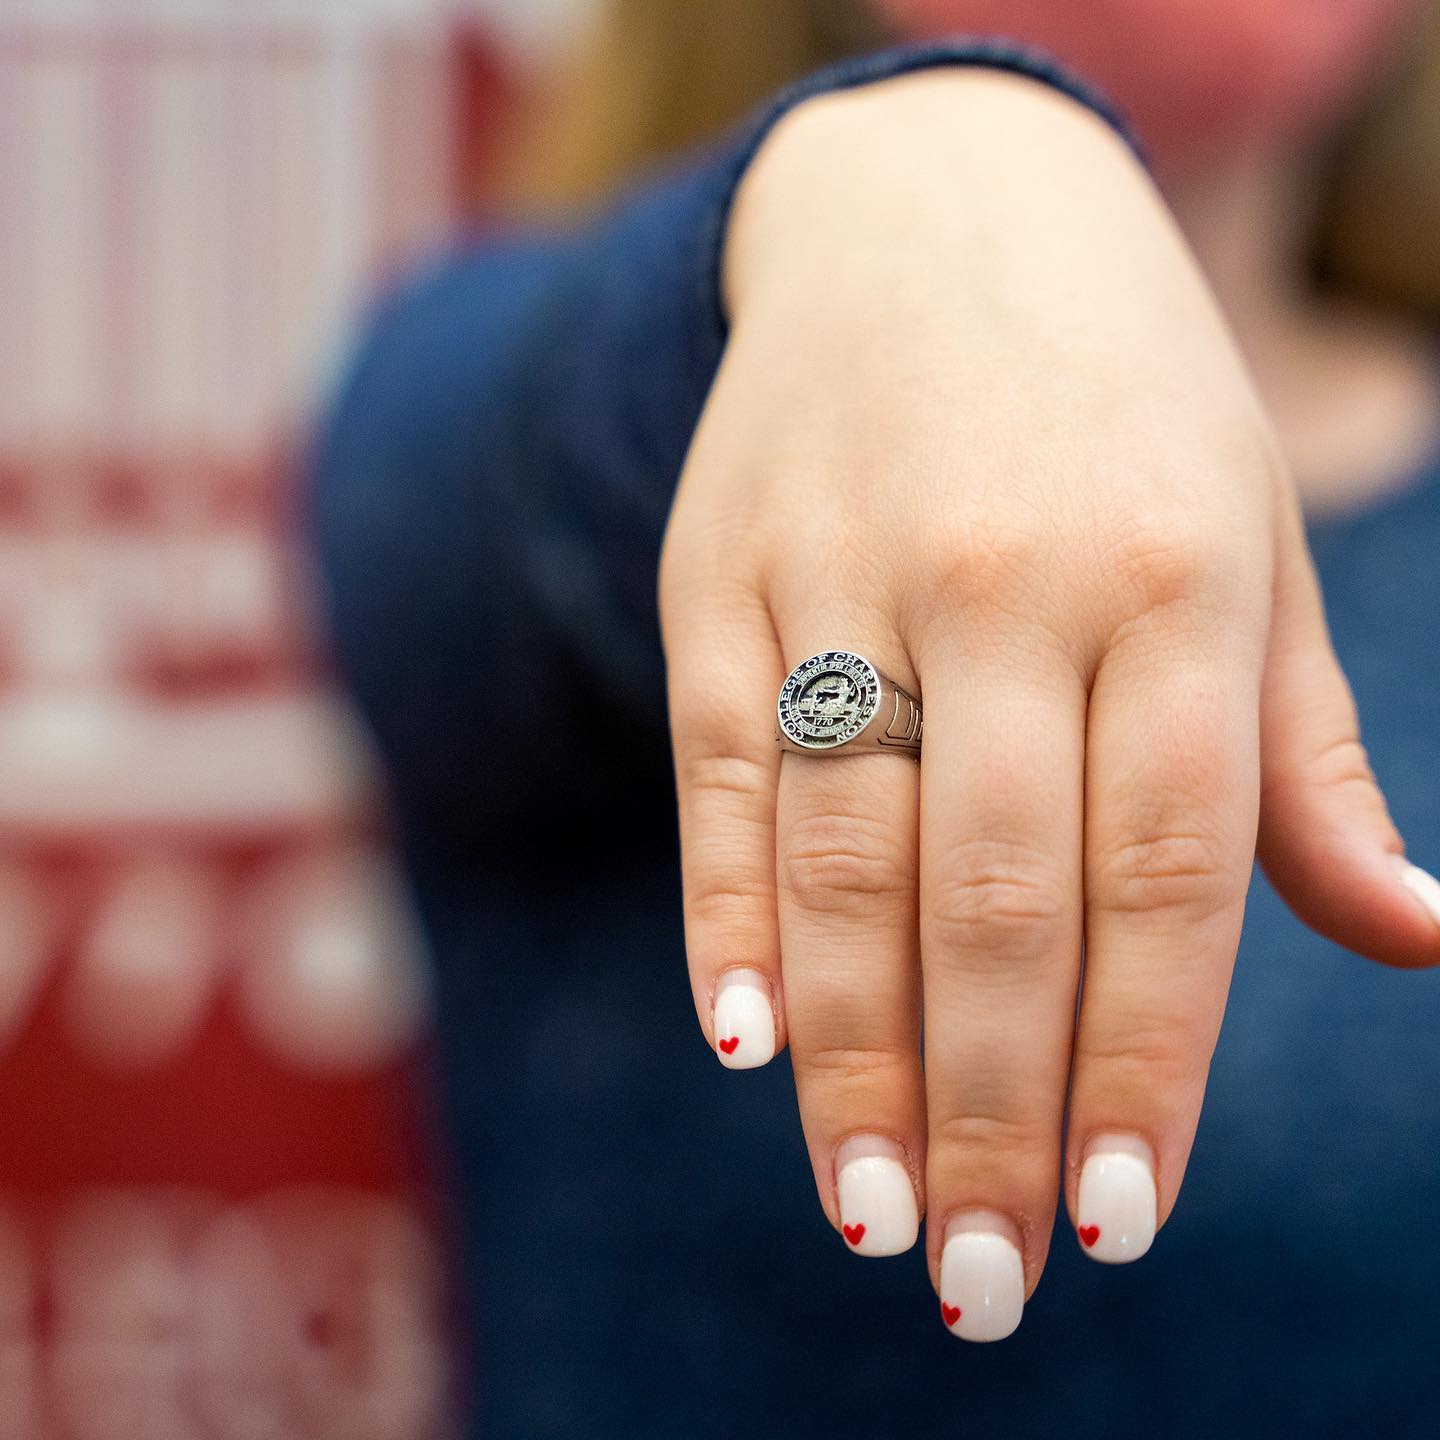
<box><xmin>0</xmin><ymin>4</ymin><xmax>529</xmax><ymax>1435</ymax></box>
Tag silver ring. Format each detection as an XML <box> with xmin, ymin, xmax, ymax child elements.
<box><xmin>776</xmin><ymin>650</ymin><xmax>922</xmax><ymax>757</ymax></box>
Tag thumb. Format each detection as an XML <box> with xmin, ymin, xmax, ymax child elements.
<box><xmin>1257</xmin><ymin>487</ymin><xmax>1440</xmax><ymax>968</ymax></box>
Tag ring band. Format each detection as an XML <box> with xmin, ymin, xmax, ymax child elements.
<box><xmin>776</xmin><ymin>650</ymin><xmax>922</xmax><ymax>757</ymax></box>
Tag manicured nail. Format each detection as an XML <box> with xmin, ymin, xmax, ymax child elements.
<box><xmin>1396</xmin><ymin>859</ymin><xmax>1440</xmax><ymax>927</ymax></box>
<box><xmin>712</xmin><ymin>968</ymin><xmax>776</xmax><ymax>1069</ymax></box>
<box><xmin>834</xmin><ymin>1136</ymin><xmax>918</xmax><ymax>1256</ymax></box>
<box><xmin>939</xmin><ymin>1213</ymin><xmax>1025</xmax><ymax>1342</ymax></box>
<box><xmin>1076</xmin><ymin>1133</ymin><xmax>1157</xmax><ymax>1264</ymax></box>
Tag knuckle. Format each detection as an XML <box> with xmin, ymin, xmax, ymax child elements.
<box><xmin>923</xmin><ymin>514</ymin><xmax>1048</xmax><ymax>618</ymax></box>
<box><xmin>676</xmin><ymin>747</ymin><xmax>773</xmax><ymax>807</ymax></box>
<box><xmin>1078</xmin><ymin>1012</ymin><xmax>1215</xmax><ymax>1093</ymax></box>
<box><xmin>1299</xmin><ymin>731</ymin><xmax>1377</xmax><ymax>793</ymax></box>
<box><xmin>1104</xmin><ymin>512</ymin><xmax>1242</xmax><ymax>618</ymax></box>
<box><xmin>1091</xmin><ymin>828</ymin><xmax>1239</xmax><ymax>921</ymax></box>
<box><xmin>1270</xmin><ymin>730</ymin><xmax>1399</xmax><ymax>838</ymax></box>
<box><xmin>926</xmin><ymin>841</ymin><xmax>1069</xmax><ymax>956</ymax></box>
<box><xmin>783</xmin><ymin>813</ymin><xmax>913</xmax><ymax>915</ymax></box>
<box><xmin>799</xmin><ymin>1042</ymin><xmax>914</xmax><ymax>1092</ymax></box>
<box><xmin>687</xmin><ymin>871</ymin><xmax>772</xmax><ymax>933</ymax></box>
<box><xmin>678</xmin><ymin>751</ymin><xmax>776</xmax><ymax>936</ymax></box>
<box><xmin>931</xmin><ymin>1106</ymin><xmax>1051</xmax><ymax>1161</ymax></box>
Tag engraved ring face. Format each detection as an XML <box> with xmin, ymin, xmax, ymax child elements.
<box><xmin>777</xmin><ymin>650</ymin><xmax>881</xmax><ymax>751</ymax></box>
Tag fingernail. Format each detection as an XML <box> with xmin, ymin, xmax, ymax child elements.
<box><xmin>939</xmin><ymin>1213</ymin><xmax>1025</xmax><ymax>1342</ymax></box>
<box><xmin>1395</xmin><ymin>858</ymin><xmax>1440</xmax><ymax>927</ymax></box>
<box><xmin>712</xmin><ymin>968</ymin><xmax>776</xmax><ymax>1069</ymax></box>
<box><xmin>834</xmin><ymin>1136</ymin><xmax>919</xmax><ymax>1256</ymax></box>
<box><xmin>1076</xmin><ymin>1132</ymin><xmax>1157</xmax><ymax>1264</ymax></box>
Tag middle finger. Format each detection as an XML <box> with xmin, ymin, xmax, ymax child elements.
<box><xmin>918</xmin><ymin>632</ymin><xmax>1086</xmax><ymax>1342</ymax></box>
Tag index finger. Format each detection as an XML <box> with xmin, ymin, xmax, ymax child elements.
<box><xmin>664</xmin><ymin>581</ymin><xmax>787</xmax><ymax>1069</ymax></box>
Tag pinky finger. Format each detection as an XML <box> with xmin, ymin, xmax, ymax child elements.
<box><xmin>665</xmin><ymin>585</ymin><xmax>787</xmax><ymax>1068</ymax></box>
<box><xmin>1258</xmin><ymin>487</ymin><xmax>1440</xmax><ymax>967</ymax></box>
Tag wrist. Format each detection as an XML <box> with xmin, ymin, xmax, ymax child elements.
<box><xmin>722</xmin><ymin>67</ymin><xmax>1146</xmax><ymax>327</ymax></box>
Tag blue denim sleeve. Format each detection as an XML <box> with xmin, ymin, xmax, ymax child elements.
<box><xmin>310</xmin><ymin>40</ymin><xmax>1130</xmax><ymax>846</ymax></box>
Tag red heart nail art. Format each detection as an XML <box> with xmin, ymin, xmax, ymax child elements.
<box><xmin>941</xmin><ymin>1302</ymin><xmax>961</xmax><ymax>1327</ymax></box>
<box><xmin>842</xmin><ymin>1223</ymin><xmax>866</xmax><ymax>1246</ymax></box>
<box><xmin>718</xmin><ymin>1036</ymin><xmax>740</xmax><ymax>1054</ymax></box>
<box><xmin>1078</xmin><ymin>1225</ymin><xmax>1101</xmax><ymax>1248</ymax></box>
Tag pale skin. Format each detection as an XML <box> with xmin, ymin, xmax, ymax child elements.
<box><xmin>657</xmin><ymin>70</ymin><xmax>1440</xmax><ymax>1310</ymax></box>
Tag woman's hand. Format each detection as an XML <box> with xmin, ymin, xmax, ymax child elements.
<box><xmin>658</xmin><ymin>68</ymin><xmax>1440</xmax><ymax>1341</ymax></box>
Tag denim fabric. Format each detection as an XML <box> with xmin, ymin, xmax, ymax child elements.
<box><xmin>312</xmin><ymin>39</ymin><xmax>1440</xmax><ymax>1440</ymax></box>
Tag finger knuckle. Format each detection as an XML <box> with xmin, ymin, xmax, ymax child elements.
<box><xmin>1105</xmin><ymin>511</ymin><xmax>1242</xmax><ymax>618</ymax></box>
<box><xmin>676</xmin><ymin>747</ymin><xmax>773</xmax><ymax>806</ymax></box>
<box><xmin>926</xmin><ymin>841</ymin><xmax>1069</xmax><ymax>957</ymax></box>
<box><xmin>687</xmin><ymin>870</ymin><xmax>772</xmax><ymax>933</ymax></box>
<box><xmin>931</xmin><ymin>1106</ymin><xmax>1051</xmax><ymax>1161</ymax></box>
<box><xmin>924</xmin><ymin>514</ymin><xmax>1048</xmax><ymax>619</ymax></box>
<box><xmin>783</xmin><ymin>813</ymin><xmax>912</xmax><ymax>915</ymax></box>
<box><xmin>1267</xmin><ymin>730</ymin><xmax>1400</xmax><ymax>840</ymax></box>
<box><xmin>1091</xmin><ymin>827</ymin><xmax>1238</xmax><ymax>921</ymax></box>
<box><xmin>800</xmin><ymin>1042</ymin><xmax>914</xmax><ymax>1092</ymax></box>
<box><xmin>678</xmin><ymin>751</ymin><xmax>777</xmax><ymax>936</ymax></box>
<box><xmin>1078</xmin><ymin>1012</ymin><xmax>1215</xmax><ymax>1093</ymax></box>
<box><xmin>1298</xmin><ymin>731</ymin><xmax>1377</xmax><ymax>794</ymax></box>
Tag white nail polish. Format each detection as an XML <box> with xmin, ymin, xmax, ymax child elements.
<box><xmin>834</xmin><ymin>1139</ymin><xmax>918</xmax><ymax>1257</ymax></box>
<box><xmin>712</xmin><ymin>969</ymin><xmax>776</xmax><ymax>1069</ymax></box>
<box><xmin>1397</xmin><ymin>860</ymin><xmax>1440</xmax><ymax>927</ymax></box>
<box><xmin>1076</xmin><ymin>1134</ymin><xmax>1157</xmax><ymax>1264</ymax></box>
<box><xmin>939</xmin><ymin>1219</ymin><xmax>1025</xmax><ymax>1342</ymax></box>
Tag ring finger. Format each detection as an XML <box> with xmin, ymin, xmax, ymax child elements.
<box><xmin>776</xmin><ymin>623</ymin><xmax>926</xmax><ymax>1258</ymax></box>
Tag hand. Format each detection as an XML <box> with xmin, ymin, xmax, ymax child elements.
<box><xmin>658</xmin><ymin>68</ymin><xmax>1440</xmax><ymax>1341</ymax></box>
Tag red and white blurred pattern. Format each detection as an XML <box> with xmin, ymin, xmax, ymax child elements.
<box><xmin>0</xmin><ymin>2</ymin><xmax>536</xmax><ymax>1435</ymax></box>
